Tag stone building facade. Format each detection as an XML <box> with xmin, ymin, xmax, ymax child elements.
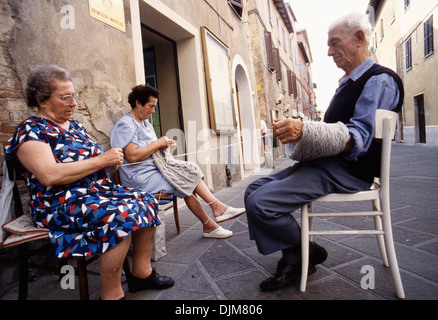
<box><xmin>296</xmin><ymin>29</ymin><xmax>317</xmax><ymax>120</ymax></box>
<box><xmin>0</xmin><ymin>0</ymin><xmax>264</xmax><ymax>191</ymax></box>
<box><xmin>0</xmin><ymin>0</ymin><xmax>316</xmax><ymax>191</ymax></box>
<box><xmin>246</xmin><ymin>0</ymin><xmax>316</xmax><ymax>158</ymax></box>
<box><xmin>368</xmin><ymin>0</ymin><xmax>438</xmax><ymax>146</ymax></box>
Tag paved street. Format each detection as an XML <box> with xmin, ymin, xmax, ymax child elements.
<box><xmin>1</xmin><ymin>143</ymin><xmax>437</xmax><ymax>305</ymax></box>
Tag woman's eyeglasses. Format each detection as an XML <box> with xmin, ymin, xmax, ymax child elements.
<box><xmin>58</xmin><ymin>94</ymin><xmax>79</xmax><ymax>105</ymax></box>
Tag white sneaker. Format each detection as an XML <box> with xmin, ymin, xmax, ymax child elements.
<box><xmin>203</xmin><ymin>226</ymin><xmax>233</xmax><ymax>239</ymax></box>
<box><xmin>214</xmin><ymin>207</ymin><xmax>246</xmax><ymax>223</ymax></box>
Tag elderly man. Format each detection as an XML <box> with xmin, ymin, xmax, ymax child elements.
<box><xmin>245</xmin><ymin>12</ymin><xmax>404</xmax><ymax>291</ymax></box>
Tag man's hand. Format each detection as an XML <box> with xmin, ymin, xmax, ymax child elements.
<box><xmin>273</xmin><ymin>118</ymin><xmax>304</xmax><ymax>144</ymax></box>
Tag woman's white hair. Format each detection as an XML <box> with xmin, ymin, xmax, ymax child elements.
<box><xmin>329</xmin><ymin>12</ymin><xmax>372</xmax><ymax>45</ymax></box>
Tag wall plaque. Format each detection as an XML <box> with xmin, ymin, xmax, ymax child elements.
<box><xmin>89</xmin><ymin>0</ymin><xmax>126</xmax><ymax>32</ymax></box>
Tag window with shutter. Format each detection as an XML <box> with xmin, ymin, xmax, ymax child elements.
<box><xmin>405</xmin><ymin>37</ymin><xmax>412</xmax><ymax>71</ymax></box>
<box><xmin>287</xmin><ymin>69</ymin><xmax>293</xmax><ymax>95</ymax></box>
<box><xmin>228</xmin><ymin>0</ymin><xmax>243</xmax><ymax>17</ymax></box>
<box><xmin>424</xmin><ymin>15</ymin><xmax>434</xmax><ymax>58</ymax></box>
<box><xmin>273</xmin><ymin>47</ymin><xmax>281</xmax><ymax>81</ymax></box>
<box><xmin>265</xmin><ymin>31</ymin><xmax>275</xmax><ymax>71</ymax></box>
<box><xmin>292</xmin><ymin>73</ymin><xmax>298</xmax><ymax>98</ymax></box>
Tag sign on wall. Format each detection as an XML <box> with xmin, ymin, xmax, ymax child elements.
<box><xmin>88</xmin><ymin>0</ymin><xmax>126</xmax><ymax>32</ymax></box>
<box><xmin>201</xmin><ymin>27</ymin><xmax>236</xmax><ymax>134</ymax></box>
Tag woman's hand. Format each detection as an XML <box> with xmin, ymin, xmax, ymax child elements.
<box><xmin>17</xmin><ymin>141</ymin><xmax>120</xmax><ymax>186</ymax></box>
<box><xmin>98</xmin><ymin>148</ymin><xmax>124</xmax><ymax>168</ymax></box>
<box><xmin>123</xmin><ymin>137</ymin><xmax>175</xmax><ymax>164</ymax></box>
<box><xmin>156</xmin><ymin>136</ymin><xmax>176</xmax><ymax>149</ymax></box>
<box><xmin>272</xmin><ymin>118</ymin><xmax>303</xmax><ymax>144</ymax></box>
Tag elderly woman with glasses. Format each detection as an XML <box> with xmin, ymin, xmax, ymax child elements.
<box><xmin>5</xmin><ymin>65</ymin><xmax>174</xmax><ymax>300</ymax></box>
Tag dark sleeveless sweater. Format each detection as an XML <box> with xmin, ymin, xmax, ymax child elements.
<box><xmin>324</xmin><ymin>63</ymin><xmax>404</xmax><ymax>183</ymax></box>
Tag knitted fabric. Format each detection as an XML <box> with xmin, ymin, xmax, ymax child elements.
<box><xmin>152</xmin><ymin>147</ymin><xmax>204</xmax><ymax>197</ymax></box>
<box><xmin>286</xmin><ymin>121</ymin><xmax>350</xmax><ymax>162</ymax></box>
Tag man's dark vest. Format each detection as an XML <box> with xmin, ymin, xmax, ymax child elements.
<box><xmin>324</xmin><ymin>63</ymin><xmax>404</xmax><ymax>183</ymax></box>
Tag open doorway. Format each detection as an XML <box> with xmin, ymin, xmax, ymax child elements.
<box><xmin>414</xmin><ymin>94</ymin><xmax>426</xmax><ymax>144</ymax></box>
<box><xmin>234</xmin><ymin>60</ymin><xmax>260</xmax><ymax>175</ymax></box>
<box><xmin>141</xmin><ymin>25</ymin><xmax>185</xmax><ymax>157</ymax></box>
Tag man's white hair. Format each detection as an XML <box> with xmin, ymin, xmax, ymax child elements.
<box><xmin>329</xmin><ymin>12</ymin><xmax>372</xmax><ymax>46</ymax></box>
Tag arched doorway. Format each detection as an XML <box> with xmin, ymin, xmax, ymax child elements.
<box><xmin>232</xmin><ymin>56</ymin><xmax>260</xmax><ymax>177</ymax></box>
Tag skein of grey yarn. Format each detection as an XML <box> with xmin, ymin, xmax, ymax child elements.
<box><xmin>286</xmin><ymin>121</ymin><xmax>350</xmax><ymax>162</ymax></box>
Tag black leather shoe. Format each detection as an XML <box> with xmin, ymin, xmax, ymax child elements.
<box><xmin>260</xmin><ymin>258</ymin><xmax>316</xmax><ymax>291</ymax></box>
<box><xmin>309</xmin><ymin>241</ymin><xmax>328</xmax><ymax>265</ymax></box>
<box><xmin>127</xmin><ymin>269</ymin><xmax>174</xmax><ymax>292</ymax></box>
<box><xmin>260</xmin><ymin>242</ymin><xmax>327</xmax><ymax>292</ymax></box>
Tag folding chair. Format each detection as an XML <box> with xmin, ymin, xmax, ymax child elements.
<box><xmin>300</xmin><ymin>109</ymin><xmax>405</xmax><ymax>299</ymax></box>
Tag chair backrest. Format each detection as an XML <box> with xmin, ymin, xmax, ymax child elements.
<box><xmin>375</xmin><ymin>109</ymin><xmax>397</xmax><ymax>139</ymax></box>
<box><xmin>6</xmin><ymin>158</ymin><xmax>24</xmax><ymax>182</ymax></box>
<box><xmin>375</xmin><ymin>109</ymin><xmax>397</xmax><ymax>199</ymax></box>
<box><xmin>4</xmin><ymin>158</ymin><xmax>26</xmax><ymax>218</ymax></box>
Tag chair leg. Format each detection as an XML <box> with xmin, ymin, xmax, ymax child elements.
<box><xmin>374</xmin><ymin>216</ymin><xmax>389</xmax><ymax>267</ymax></box>
<box><xmin>18</xmin><ymin>245</ymin><xmax>29</xmax><ymax>300</ymax></box>
<box><xmin>300</xmin><ymin>204</ymin><xmax>310</xmax><ymax>293</ymax></box>
<box><xmin>373</xmin><ymin>199</ymin><xmax>389</xmax><ymax>267</ymax></box>
<box><xmin>76</xmin><ymin>258</ymin><xmax>90</xmax><ymax>300</ymax></box>
<box><xmin>381</xmin><ymin>209</ymin><xmax>405</xmax><ymax>299</ymax></box>
<box><xmin>308</xmin><ymin>203</ymin><xmax>314</xmax><ymax>242</ymax></box>
<box><xmin>173</xmin><ymin>197</ymin><xmax>181</xmax><ymax>234</ymax></box>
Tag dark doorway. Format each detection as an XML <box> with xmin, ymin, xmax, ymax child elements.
<box><xmin>141</xmin><ymin>25</ymin><xmax>184</xmax><ymax>147</ymax></box>
<box><xmin>414</xmin><ymin>94</ymin><xmax>426</xmax><ymax>144</ymax></box>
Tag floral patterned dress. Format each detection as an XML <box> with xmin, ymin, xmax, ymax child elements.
<box><xmin>5</xmin><ymin>117</ymin><xmax>160</xmax><ymax>258</ymax></box>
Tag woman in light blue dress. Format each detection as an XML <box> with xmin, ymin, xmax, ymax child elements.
<box><xmin>111</xmin><ymin>85</ymin><xmax>245</xmax><ymax>239</ymax></box>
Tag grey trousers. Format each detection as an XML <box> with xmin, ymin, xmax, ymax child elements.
<box><xmin>244</xmin><ymin>156</ymin><xmax>371</xmax><ymax>255</ymax></box>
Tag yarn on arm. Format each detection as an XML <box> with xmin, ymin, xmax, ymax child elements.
<box><xmin>286</xmin><ymin>121</ymin><xmax>351</xmax><ymax>162</ymax></box>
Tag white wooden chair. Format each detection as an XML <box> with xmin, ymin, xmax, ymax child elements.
<box><xmin>300</xmin><ymin>109</ymin><xmax>405</xmax><ymax>299</ymax></box>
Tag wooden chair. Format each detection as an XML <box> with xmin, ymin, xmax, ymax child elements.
<box><xmin>3</xmin><ymin>159</ymin><xmax>128</xmax><ymax>300</ymax></box>
<box><xmin>113</xmin><ymin>170</ymin><xmax>181</xmax><ymax>234</ymax></box>
<box><xmin>300</xmin><ymin>110</ymin><xmax>405</xmax><ymax>299</ymax></box>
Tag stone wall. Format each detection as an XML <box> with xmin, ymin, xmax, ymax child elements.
<box><xmin>0</xmin><ymin>0</ymin><xmax>137</xmax><ymax>166</ymax></box>
<box><xmin>0</xmin><ymin>0</ymin><xmax>29</xmax><ymax>163</ymax></box>
<box><xmin>0</xmin><ymin>0</ymin><xmax>137</xmax><ymax>291</ymax></box>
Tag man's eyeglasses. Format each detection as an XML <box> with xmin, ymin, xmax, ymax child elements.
<box><xmin>58</xmin><ymin>94</ymin><xmax>79</xmax><ymax>105</ymax></box>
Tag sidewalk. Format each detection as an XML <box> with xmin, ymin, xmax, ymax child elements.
<box><xmin>1</xmin><ymin>143</ymin><xmax>438</xmax><ymax>301</ymax></box>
